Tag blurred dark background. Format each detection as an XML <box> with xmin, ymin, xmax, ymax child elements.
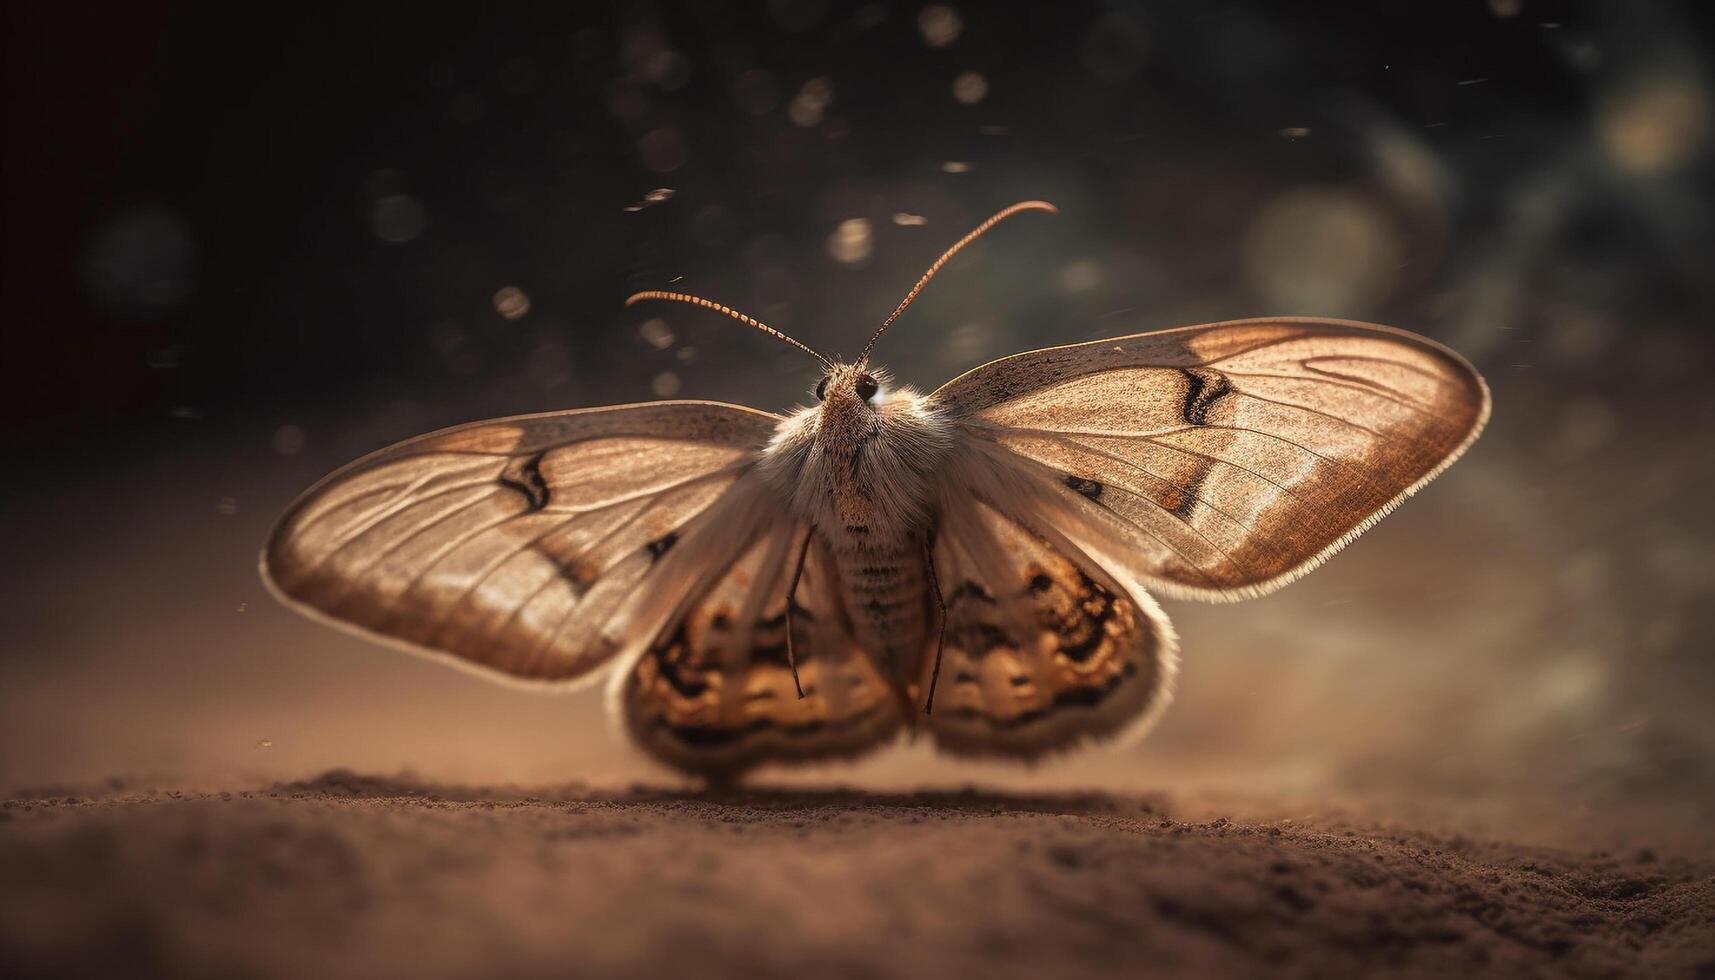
<box><xmin>3</xmin><ymin>0</ymin><xmax>1712</xmax><ymax>845</ymax></box>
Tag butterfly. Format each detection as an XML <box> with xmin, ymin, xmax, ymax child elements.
<box><xmin>263</xmin><ymin>201</ymin><xmax>1490</xmax><ymax>779</ymax></box>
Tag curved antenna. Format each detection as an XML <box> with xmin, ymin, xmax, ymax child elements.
<box><xmin>625</xmin><ymin>290</ymin><xmax>833</xmax><ymax>369</ymax></box>
<box><xmin>857</xmin><ymin>200</ymin><xmax>1058</xmax><ymax>365</ymax></box>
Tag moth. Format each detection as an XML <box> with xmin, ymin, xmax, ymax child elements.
<box><xmin>263</xmin><ymin>201</ymin><xmax>1490</xmax><ymax>779</ymax></box>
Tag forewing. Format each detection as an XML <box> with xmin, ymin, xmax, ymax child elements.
<box><xmin>924</xmin><ymin>495</ymin><xmax>1176</xmax><ymax>758</ymax></box>
<box><xmin>618</xmin><ymin>523</ymin><xmax>905</xmax><ymax>776</ymax></box>
<box><xmin>263</xmin><ymin>401</ymin><xmax>778</xmax><ymax>685</ymax></box>
<box><xmin>933</xmin><ymin>318</ymin><xmax>1489</xmax><ymax>599</ymax></box>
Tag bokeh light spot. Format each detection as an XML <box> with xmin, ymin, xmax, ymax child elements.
<box><xmin>639</xmin><ymin>318</ymin><xmax>675</xmax><ymax>350</ymax></box>
<box><xmin>493</xmin><ymin>286</ymin><xmax>531</xmax><ymax>320</ymax></box>
<box><xmin>827</xmin><ymin>218</ymin><xmax>874</xmax><ymax>265</ymax></box>
<box><xmin>789</xmin><ymin>77</ymin><xmax>835</xmax><ymax>127</ymax></box>
<box><xmin>919</xmin><ymin>5</ymin><xmax>962</xmax><ymax>48</ymax></box>
<box><xmin>1243</xmin><ymin>188</ymin><xmax>1402</xmax><ymax>313</ymax></box>
<box><xmin>1055</xmin><ymin>259</ymin><xmax>1104</xmax><ymax>295</ymax></box>
<box><xmin>1598</xmin><ymin>73</ymin><xmax>1711</xmax><ymax>176</ymax></box>
<box><xmin>951</xmin><ymin>71</ymin><xmax>988</xmax><ymax>104</ymax></box>
<box><xmin>370</xmin><ymin>195</ymin><xmax>427</xmax><ymax>243</ymax></box>
<box><xmin>273</xmin><ymin>424</ymin><xmax>307</xmax><ymax>456</ymax></box>
<box><xmin>639</xmin><ymin>128</ymin><xmax>687</xmax><ymax>173</ymax></box>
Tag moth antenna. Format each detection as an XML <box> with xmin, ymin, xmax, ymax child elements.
<box><xmin>857</xmin><ymin>200</ymin><xmax>1058</xmax><ymax>365</ymax></box>
<box><xmin>625</xmin><ymin>290</ymin><xmax>834</xmax><ymax>369</ymax></box>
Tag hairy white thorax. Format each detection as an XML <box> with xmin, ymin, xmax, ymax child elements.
<box><xmin>757</xmin><ymin>365</ymin><xmax>956</xmax><ymax>541</ymax></box>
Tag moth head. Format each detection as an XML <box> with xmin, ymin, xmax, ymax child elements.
<box><xmin>814</xmin><ymin>363</ymin><xmax>885</xmax><ymax>409</ymax></box>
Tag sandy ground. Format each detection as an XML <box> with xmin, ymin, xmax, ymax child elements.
<box><xmin>3</xmin><ymin>772</ymin><xmax>1711</xmax><ymax>980</ymax></box>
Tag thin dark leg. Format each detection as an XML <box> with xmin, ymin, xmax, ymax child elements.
<box><xmin>922</xmin><ymin>539</ymin><xmax>947</xmax><ymax>715</ymax></box>
<box><xmin>784</xmin><ymin>525</ymin><xmax>815</xmax><ymax>699</ymax></box>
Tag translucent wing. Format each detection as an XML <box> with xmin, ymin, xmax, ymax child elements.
<box><xmin>922</xmin><ymin>494</ymin><xmax>1177</xmax><ymax>758</ymax></box>
<box><xmin>932</xmin><ymin>318</ymin><xmax>1490</xmax><ymax>600</ymax></box>
<box><xmin>617</xmin><ymin>521</ymin><xmax>906</xmax><ymax>776</ymax></box>
<box><xmin>262</xmin><ymin>401</ymin><xmax>778</xmax><ymax>686</ymax></box>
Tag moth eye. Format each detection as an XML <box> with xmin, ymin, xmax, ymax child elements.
<box><xmin>814</xmin><ymin>376</ymin><xmax>830</xmax><ymax>401</ymax></box>
<box><xmin>855</xmin><ymin>374</ymin><xmax>879</xmax><ymax>402</ymax></box>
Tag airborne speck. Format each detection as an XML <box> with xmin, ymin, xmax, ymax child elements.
<box><xmin>919</xmin><ymin>5</ymin><xmax>962</xmax><ymax>48</ymax></box>
<box><xmin>492</xmin><ymin>286</ymin><xmax>530</xmax><ymax>320</ymax></box>
<box><xmin>370</xmin><ymin>194</ymin><xmax>427</xmax><ymax>243</ymax></box>
<box><xmin>952</xmin><ymin>71</ymin><xmax>988</xmax><ymax>104</ymax></box>
<box><xmin>273</xmin><ymin>425</ymin><xmax>306</xmax><ymax>456</ymax></box>
<box><xmin>827</xmin><ymin>218</ymin><xmax>873</xmax><ymax>264</ymax></box>
<box><xmin>789</xmin><ymin>77</ymin><xmax>835</xmax><ymax>127</ymax></box>
<box><xmin>639</xmin><ymin>318</ymin><xmax>675</xmax><ymax>350</ymax></box>
<box><xmin>625</xmin><ymin>188</ymin><xmax>676</xmax><ymax>212</ymax></box>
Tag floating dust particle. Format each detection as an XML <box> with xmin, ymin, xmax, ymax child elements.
<box><xmin>788</xmin><ymin>77</ymin><xmax>835</xmax><ymax>127</ymax></box>
<box><xmin>652</xmin><ymin>371</ymin><xmax>682</xmax><ymax>397</ymax></box>
<box><xmin>273</xmin><ymin>424</ymin><xmax>306</xmax><ymax>456</ymax></box>
<box><xmin>624</xmin><ymin>187</ymin><xmax>676</xmax><ymax>212</ymax></box>
<box><xmin>919</xmin><ymin>5</ymin><xmax>962</xmax><ymax>48</ymax></box>
<box><xmin>638</xmin><ymin>318</ymin><xmax>674</xmax><ymax>350</ymax></box>
<box><xmin>941</xmin><ymin>161</ymin><xmax>972</xmax><ymax>174</ymax></box>
<box><xmin>952</xmin><ymin>71</ymin><xmax>988</xmax><ymax>105</ymax></box>
<box><xmin>827</xmin><ymin>218</ymin><xmax>873</xmax><ymax>264</ymax></box>
<box><xmin>1055</xmin><ymin>259</ymin><xmax>1104</xmax><ymax>295</ymax></box>
<box><xmin>370</xmin><ymin>194</ymin><xmax>427</xmax><ymax>242</ymax></box>
<box><xmin>893</xmin><ymin>212</ymin><xmax>928</xmax><ymax>226</ymax></box>
<box><xmin>255</xmin><ymin>738</ymin><xmax>273</xmax><ymax>749</ymax></box>
<box><xmin>216</xmin><ymin>496</ymin><xmax>238</xmax><ymax>516</ymax></box>
<box><xmin>492</xmin><ymin>286</ymin><xmax>530</xmax><ymax>320</ymax></box>
<box><xmin>1279</xmin><ymin>126</ymin><xmax>1312</xmax><ymax>138</ymax></box>
<box><xmin>236</xmin><ymin>602</ymin><xmax>248</xmax><ymax>613</ymax></box>
<box><xmin>1598</xmin><ymin>74</ymin><xmax>1711</xmax><ymax>176</ymax></box>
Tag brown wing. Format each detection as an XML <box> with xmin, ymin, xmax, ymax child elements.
<box><xmin>922</xmin><ymin>496</ymin><xmax>1176</xmax><ymax>758</ymax></box>
<box><xmin>618</xmin><ymin>521</ymin><xmax>905</xmax><ymax>777</ymax></box>
<box><xmin>932</xmin><ymin>318</ymin><xmax>1489</xmax><ymax>600</ymax></box>
<box><xmin>262</xmin><ymin>401</ymin><xmax>779</xmax><ymax>686</ymax></box>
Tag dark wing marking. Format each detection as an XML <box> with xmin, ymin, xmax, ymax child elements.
<box><xmin>933</xmin><ymin>318</ymin><xmax>1489</xmax><ymax>599</ymax></box>
<box><xmin>921</xmin><ymin>497</ymin><xmax>1176</xmax><ymax>758</ymax></box>
<box><xmin>263</xmin><ymin>401</ymin><xmax>779</xmax><ymax>686</ymax></box>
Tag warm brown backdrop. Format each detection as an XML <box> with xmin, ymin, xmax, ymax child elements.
<box><xmin>4</xmin><ymin>0</ymin><xmax>1713</xmax><ymax>851</ymax></box>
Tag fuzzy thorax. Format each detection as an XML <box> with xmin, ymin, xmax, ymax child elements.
<box><xmin>758</xmin><ymin>365</ymin><xmax>956</xmax><ymax>540</ymax></box>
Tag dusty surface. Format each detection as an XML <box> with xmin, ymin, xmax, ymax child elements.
<box><xmin>3</xmin><ymin>773</ymin><xmax>1711</xmax><ymax>980</ymax></box>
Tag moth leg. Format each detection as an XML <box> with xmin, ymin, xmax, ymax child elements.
<box><xmin>922</xmin><ymin>538</ymin><xmax>948</xmax><ymax>715</ymax></box>
<box><xmin>783</xmin><ymin>524</ymin><xmax>815</xmax><ymax>699</ymax></box>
